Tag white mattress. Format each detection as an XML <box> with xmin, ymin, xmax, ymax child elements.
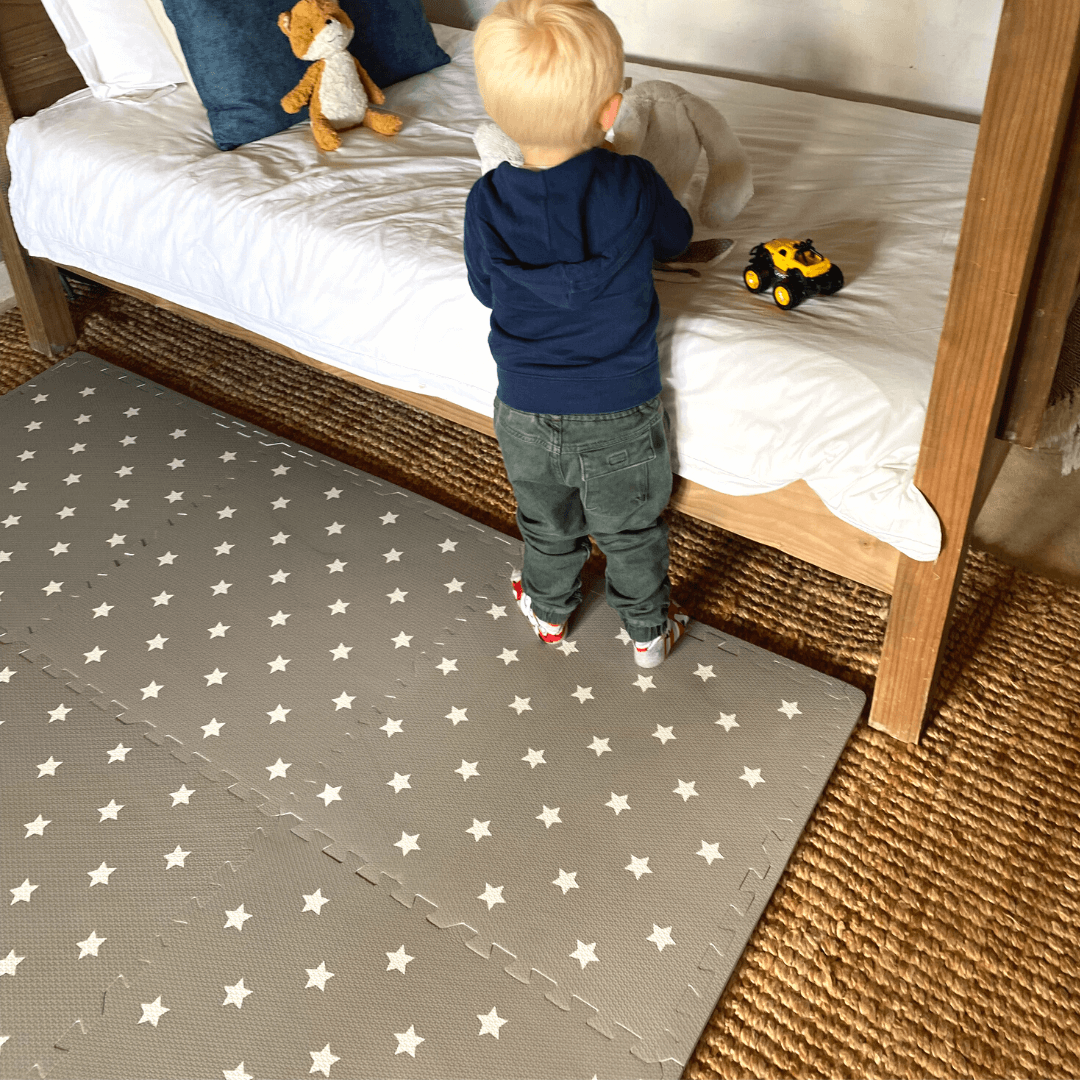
<box><xmin>8</xmin><ymin>25</ymin><xmax>978</xmax><ymax>560</ymax></box>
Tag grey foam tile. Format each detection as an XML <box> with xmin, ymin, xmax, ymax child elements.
<box><xmin>0</xmin><ymin>642</ymin><xmax>266</xmax><ymax>1077</ymax></box>
<box><xmin>37</xmin><ymin>815</ymin><xmax>668</xmax><ymax>1080</ymax></box>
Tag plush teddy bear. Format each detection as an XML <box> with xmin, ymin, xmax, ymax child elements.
<box><xmin>278</xmin><ymin>0</ymin><xmax>402</xmax><ymax>151</ymax></box>
<box><xmin>472</xmin><ymin>79</ymin><xmax>753</xmax><ymax>227</ymax></box>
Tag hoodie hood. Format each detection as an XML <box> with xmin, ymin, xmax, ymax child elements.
<box><xmin>476</xmin><ymin>148</ymin><xmax>657</xmax><ymax>309</ymax></box>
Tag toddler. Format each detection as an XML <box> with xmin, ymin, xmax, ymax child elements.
<box><xmin>464</xmin><ymin>0</ymin><xmax>692</xmax><ymax>667</ymax></box>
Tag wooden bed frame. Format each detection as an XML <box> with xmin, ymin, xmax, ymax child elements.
<box><xmin>2</xmin><ymin>0</ymin><xmax>1078</xmax><ymax>744</ymax></box>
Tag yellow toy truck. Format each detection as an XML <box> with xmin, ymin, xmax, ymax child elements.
<box><xmin>742</xmin><ymin>238</ymin><xmax>843</xmax><ymax>310</ymax></box>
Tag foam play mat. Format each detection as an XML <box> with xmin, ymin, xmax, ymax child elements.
<box><xmin>1</xmin><ymin>354</ymin><xmax>865</xmax><ymax>1078</ymax></box>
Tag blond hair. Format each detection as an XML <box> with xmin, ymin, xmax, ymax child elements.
<box><xmin>473</xmin><ymin>0</ymin><xmax>623</xmax><ymax>150</ymax></box>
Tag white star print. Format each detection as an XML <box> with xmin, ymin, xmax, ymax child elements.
<box><xmin>383</xmin><ymin>548</ymin><xmax>402</xmax><ymax>562</ymax></box>
<box><xmin>381</xmin><ymin>717</ymin><xmax>403</xmax><ymax>737</ymax></box>
<box><xmin>522</xmin><ymin>748</ymin><xmax>546</xmax><ymax>768</ymax></box>
<box><xmin>57</xmin><ymin>505</ymin><xmax>76</xmax><ymax>519</ymax></box>
<box><xmin>324</xmin><ymin>487</ymin><xmax>342</xmax><ymax>499</ymax></box>
<box><xmin>395</xmin><ymin>832</ymin><xmax>420</xmax><ymax>856</ymax></box>
<box><xmin>224</xmin><ymin>1063</ymin><xmax>253</xmax><ymax>1080</ymax></box>
<box><xmin>9</xmin><ymin>481</ymin><xmax>28</xmax><ymax>494</ymax></box>
<box><xmin>217</xmin><ymin>506</ymin><xmax>236</xmax><ymax>519</ymax></box>
<box><xmin>141</xmin><ymin>681</ymin><xmax>164</xmax><ymax>699</ymax></box>
<box><xmin>444</xmin><ymin>577</ymin><xmax>465</xmax><ymax>593</ymax></box>
<box><xmin>267</xmin><ymin>656</ymin><xmax>290</xmax><ymax>673</ymax></box>
<box><xmin>652</xmin><ymin>725</ymin><xmax>676</xmax><ymax>744</ymax></box>
<box><xmin>694</xmin><ymin>664</ymin><xmax>716</xmax><ymax>681</ymax></box>
<box><xmin>97</xmin><ymin>799</ymin><xmax>123</xmax><ymax>822</ymax></box>
<box><xmin>1</xmin><ymin>950</ymin><xmax>26</xmax><ymax>975</ymax></box>
<box><xmin>269</xmin><ymin>611</ymin><xmax>290</xmax><ymax>626</ymax></box>
<box><xmin>626</xmin><ymin>856</ymin><xmax>654</xmax><ymax>881</ymax></box>
<box><xmin>647</xmin><ymin>925</ymin><xmax>676</xmax><ymax>951</ymax></box>
<box><xmin>388</xmin><ymin>773</ymin><xmax>411</xmax><ymax>794</ymax></box>
<box><xmin>78</xmin><ymin>386</ymin><xmax>96</xmax><ymax>396</ymax></box>
<box><xmin>330</xmin><ymin>643</ymin><xmax>353</xmax><ymax>660</ymax></box>
<box><xmin>38</xmin><ymin>756</ymin><xmax>63</xmax><ymax>776</ymax></box>
<box><xmin>302</xmin><ymin>889</ymin><xmax>329</xmax><ymax>914</ymax></box>
<box><xmin>380</xmin><ymin>511</ymin><xmax>398</xmax><ymax>525</ymax></box>
<box><xmin>386</xmin><ymin>946</ymin><xmax>413</xmax><ymax>974</ymax></box>
<box><xmin>740</xmin><ymin>766</ymin><xmax>765</xmax><ymax>788</ymax></box>
<box><xmin>326</xmin><ymin>559</ymin><xmax>347</xmax><ymax>573</ymax></box>
<box><xmin>556</xmin><ymin>638</ymin><xmax>579</xmax><ymax>655</ymax></box>
<box><xmin>716</xmin><ymin>713</ymin><xmax>739</xmax><ymax>731</ymax></box>
<box><xmin>391</xmin><ymin>632</ymin><xmax>413</xmax><ymax>649</ymax></box>
<box><xmin>478</xmin><ymin>883</ymin><xmax>505</xmax><ymax>910</ymax></box>
<box><xmin>49</xmin><ymin>542</ymin><xmax>70</xmax><ymax>556</ymax></box>
<box><xmin>208</xmin><ymin>622</ymin><xmax>230</xmax><ymax>637</ymax></box>
<box><xmin>170</xmin><ymin>428</ymin><xmax>186</xmax><ymax>439</ymax></box>
<box><xmin>633</xmin><ymin>674</ymin><xmax>655</xmax><ymax>691</ymax></box>
<box><xmin>325</xmin><ymin>522</ymin><xmax>344</xmax><ymax>535</ymax></box>
<box><xmin>588</xmin><ymin>737</ymin><xmax>612</xmax><ymax>756</ymax></box>
<box><xmin>268</xmin><ymin>705</ymin><xmax>291</xmax><ymax>724</ymax></box>
<box><xmin>157</xmin><ymin>550</ymin><xmax>177</xmax><ymax>565</ymax></box>
<box><xmin>77</xmin><ymin>930</ymin><xmax>106</xmax><ymax>958</ymax></box>
<box><xmin>674</xmin><ymin>779</ymin><xmax>699</xmax><ymax>801</ymax></box>
<box><xmin>1</xmin><ymin>515</ymin><xmax>18</xmax><ymax>527</ymax></box>
<box><xmin>317</xmin><ymin>784</ymin><xmax>342</xmax><ymax>807</ymax></box>
<box><xmin>0</xmin><ymin>666</ymin><xmax>15</xmax><ymax>683</ymax></box>
<box><xmin>537</xmin><ymin>806</ymin><xmax>562</xmax><ymax>828</ymax></box>
<box><xmin>552</xmin><ymin>869</ymin><xmax>579</xmax><ymax>894</ymax></box>
<box><xmin>42</xmin><ymin>581</ymin><xmax>64</xmax><ymax>595</ymax></box>
<box><xmin>477</xmin><ymin>1007</ymin><xmax>508</xmax><ymax>1039</ymax></box>
<box><xmin>305</xmin><ymin>962</ymin><xmax>335</xmax><ymax>991</ymax></box>
<box><xmin>436</xmin><ymin>657</ymin><xmax>459</xmax><ymax>675</ymax></box>
<box><xmin>270</xmin><ymin>531</ymin><xmax>290</xmax><ymax>545</ymax></box>
<box><xmin>48</xmin><ymin>704</ymin><xmax>72</xmax><ymax>722</ymax></box>
<box><xmin>205</xmin><ymin>668</ymin><xmax>227</xmax><ymax>685</ymax></box>
<box><xmin>224</xmin><ymin>905</ymin><xmax>253</xmax><ymax>931</ymax></box>
<box><xmin>88</xmin><ymin>863</ymin><xmax>115</xmax><ymax>886</ymax></box>
<box><xmin>497</xmin><ymin>648</ymin><xmax>519</xmax><ymax>664</ymax></box>
<box><xmin>271</xmin><ymin>498</ymin><xmax>289</xmax><ymax>510</ymax></box>
<box><xmin>387</xmin><ymin>588</ymin><xmax>408</xmax><ymax>603</ymax></box>
<box><xmin>165</xmin><ymin>490</ymin><xmax>183</xmax><ymax>503</ymax></box>
<box><xmin>146</xmin><ymin>635</ymin><xmax>167</xmax><ymax>650</ymax></box>
<box><xmin>616</xmin><ymin>628</ymin><xmax>633</xmax><ymax>644</ymax></box>
<box><xmin>93</xmin><ymin>602</ymin><xmax>114</xmax><ymax>618</ymax></box>
<box><xmin>266</xmin><ymin>758</ymin><xmax>290</xmax><ymax>779</ymax></box>
<box><xmin>10</xmin><ymin>879</ymin><xmax>38</xmax><ymax>904</ymax></box>
<box><xmin>466</xmin><ymin>819</ymin><xmax>492</xmax><ymax>842</ymax></box>
<box><xmin>571</xmin><ymin>685</ymin><xmax>594</xmax><ymax>703</ymax></box>
<box><xmin>438</xmin><ymin>538</ymin><xmax>458</xmax><ymax>552</ymax></box>
<box><xmin>444</xmin><ymin>705</ymin><xmax>469</xmax><ymax>726</ymax></box>
<box><xmin>108</xmin><ymin>743</ymin><xmax>131</xmax><ymax>762</ymax></box>
<box><xmin>487</xmin><ymin>604</ymin><xmax>507</xmax><ymax>620</ymax></box>
<box><xmin>170</xmin><ymin>784</ymin><xmax>194</xmax><ymax>806</ymax></box>
<box><xmin>269</xmin><ymin>570</ymin><xmax>290</xmax><ymax>584</ymax></box>
<box><xmin>164</xmin><ymin>845</ymin><xmax>191</xmax><ymax>868</ymax></box>
<box><xmin>394</xmin><ymin>1026</ymin><xmax>423</xmax><ymax>1057</ymax></box>
<box><xmin>455</xmin><ymin>760</ymin><xmax>480</xmax><ymax>782</ymax></box>
<box><xmin>570</xmin><ymin>941</ymin><xmax>598</xmax><ymax>968</ymax></box>
<box><xmin>223</xmin><ymin>979</ymin><xmax>252</xmax><ymax>1008</ymax></box>
<box><xmin>111</xmin><ymin>498</ymin><xmax>129</xmax><ymax>511</ymax></box>
<box><xmin>271</xmin><ymin>465</ymin><xmax>288</xmax><ymax>476</ymax></box>
<box><xmin>328</xmin><ymin>599</ymin><xmax>350</xmax><ymax>614</ymax></box>
<box><xmin>606</xmin><ymin>793</ymin><xmax>631</xmax><ymax>815</ymax></box>
<box><xmin>779</xmin><ymin>700</ymin><xmax>802</xmax><ymax>719</ymax></box>
<box><xmin>697</xmin><ymin>842</ymin><xmax>724</xmax><ymax>865</ymax></box>
<box><xmin>24</xmin><ymin>815</ymin><xmax>50</xmax><ymax>837</ymax></box>
<box><xmin>509</xmin><ymin>696</ymin><xmax>532</xmax><ymax>714</ymax></box>
<box><xmin>138</xmin><ymin>996</ymin><xmax>169</xmax><ymax>1026</ymax></box>
<box><xmin>211</xmin><ymin>580</ymin><xmax>232</xmax><ymax>595</ymax></box>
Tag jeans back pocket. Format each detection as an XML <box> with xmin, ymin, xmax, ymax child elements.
<box><xmin>580</xmin><ymin>424</ymin><xmax>661</xmax><ymax>515</ymax></box>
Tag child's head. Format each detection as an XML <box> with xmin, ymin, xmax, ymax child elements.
<box><xmin>474</xmin><ymin>0</ymin><xmax>624</xmax><ymax>151</ymax></box>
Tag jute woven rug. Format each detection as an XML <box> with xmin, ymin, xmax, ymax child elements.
<box><xmin>2</xmin><ymin>283</ymin><xmax>1078</xmax><ymax>1079</ymax></box>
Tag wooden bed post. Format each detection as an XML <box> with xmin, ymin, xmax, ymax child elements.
<box><xmin>0</xmin><ymin>0</ymin><xmax>81</xmax><ymax>355</ymax></box>
<box><xmin>869</xmin><ymin>0</ymin><xmax>1080</xmax><ymax>743</ymax></box>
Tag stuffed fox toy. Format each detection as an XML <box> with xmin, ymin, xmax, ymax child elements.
<box><xmin>278</xmin><ymin>0</ymin><xmax>402</xmax><ymax>150</ymax></box>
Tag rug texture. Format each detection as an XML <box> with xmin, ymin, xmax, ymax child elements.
<box><xmin>1</xmin><ymin>283</ymin><xmax>1079</xmax><ymax>1079</ymax></box>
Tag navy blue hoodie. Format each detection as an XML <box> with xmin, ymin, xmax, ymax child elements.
<box><xmin>464</xmin><ymin>147</ymin><xmax>693</xmax><ymax>414</ymax></box>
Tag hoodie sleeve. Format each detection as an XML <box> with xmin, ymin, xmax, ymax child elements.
<box><xmin>647</xmin><ymin>165</ymin><xmax>694</xmax><ymax>262</ymax></box>
<box><xmin>463</xmin><ymin>187</ymin><xmax>493</xmax><ymax>309</ymax></box>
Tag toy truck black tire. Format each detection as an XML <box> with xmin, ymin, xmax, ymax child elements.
<box><xmin>820</xmin><ymin>265</ymin><xmax>844</xmax><ymax>295</ymax></box>
<box><xmin>742</xmin><ymin>252</ymin><xmax>774</xmax><ymax>292</ymax></box>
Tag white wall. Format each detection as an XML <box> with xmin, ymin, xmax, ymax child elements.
<box><xmin>422</xmin><ymin>0</ymin><xmax>1003</xmax><ymax>118</ymax></box>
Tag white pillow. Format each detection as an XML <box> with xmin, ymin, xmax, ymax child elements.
<box><xmin>41</xmin><ymin>0</ymin><xmax>184</xmax><ymax>101</ymax></box>
<box><xmin>143</xmin><ymin>0</ymin><xmax>198</xmax><ymax>96</ymax></box>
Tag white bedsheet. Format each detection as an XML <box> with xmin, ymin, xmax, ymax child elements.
<box><xmin>8</xmin><ymin>25</ymin><xmax>978</xmax><ymax>560</ymax></box>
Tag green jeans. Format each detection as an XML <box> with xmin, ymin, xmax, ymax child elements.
<box><xmin>493</xmin><ymin>394</ymin><xmax>673</xmax><ymax>641</ymax></box>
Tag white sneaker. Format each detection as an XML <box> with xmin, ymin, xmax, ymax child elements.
<box><xmin>511</xmin><ymin>572</ymin><xmax>568</xmax><ymax>644</ymax></box>
<box><xmin>633</xmin><ymin>611</ymin><xmax>689</xmax><ymax>668</ymax></box>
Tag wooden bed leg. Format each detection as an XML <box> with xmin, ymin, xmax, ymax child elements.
<box><xmin>0</xmin><ymin>198</ymin><xmax>75</xmax><ymax>355</ymax></box>
<box><xmin>869</xmin><ymin>0</ymin><xmax>1080</xmax><ymax>743</ymax></box>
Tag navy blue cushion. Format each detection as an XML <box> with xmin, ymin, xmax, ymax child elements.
<box><xmin>162</xmin><ymin>0</ymin><xmax>450</xmax><ymax>151</ymax></box>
